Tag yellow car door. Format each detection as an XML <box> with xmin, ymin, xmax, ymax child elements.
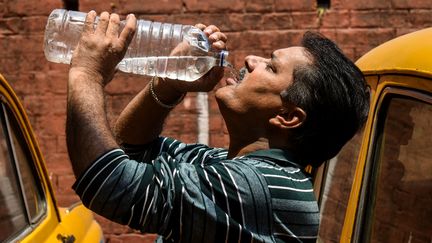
<box><xmin>0</xmin><ymin>73</ymin><xmax>104</xmax><ymax>243</ymax></box>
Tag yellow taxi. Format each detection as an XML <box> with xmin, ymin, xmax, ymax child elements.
<box><xmin>316</xmin><ymin>28</ymin><xmax>432</xmax><ymax>242</ymax></box>
<box><xmin>0</xmin><ymin>73</ymin><xmax>104</xmax><ymax>242</ymax></box>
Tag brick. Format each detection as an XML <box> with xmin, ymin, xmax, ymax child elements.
<box><xmin>274</xmin><ymin>30</ymin><xmax>305</xmax><ymax>49</ymax></box>
<box><xmin>145</xmin><ymin>13</ymin><xmax>203</xmax><ymax>27</ymax></box>
<box><xmin>392</xmin><ymin>0</ymin><xmax>431</xmax><ymax>9</ymax></box>
<box><xmin>176</xmin><ymin>13</ymin><xmax>233</xmax><ymax>31</ymax></box>
<box><xmin>319</xmin><ymin>10</ymin><xmax>350</xmax><ymax>28</ymax></box>
<box><xmin>22</xmin><ymin>95</ymin><xmax>49</xmax><ymax>116</ymax></box>
<box><xmin>8</xmin><ymin>71</ymin><xmax>67</xmax><ymax>97</ymax></box>
<box><xmin>409</xmin><ymin>10</ymin><xmax>432</xmax><ymax>27</ymax></box>
<box><xmin>382</xmin><ymin>10</ymin><xmax>410</xmax><ymax>27</ymax></box>
<box><xmin>35</xmin><ymin>114</ymin><xmax>65</xmax><ymax>137</ymax></box>
<box><xmin>395</xmin><ymin>28</ymin><xmax>423</xmax><ymax>37</ymax></box>
<box><xmin>230</xmin><ymin>30</ymin><xmax>304</xmax><ymax>51</ymax></box>
<box><xmin>57</xmin><ymin>135</ymin><xmax>67</xmax><ymax>153</ymax></box>
<box><xmin>350</xmin><ymin>10</ymin><xmax>382</xmax><ymax>28</ymax></box>
<box><xmin>5</xmin><ymin>0</ymin><xmax>62</xmax><ymax>16</ymax></box>
<box><xmin>39</xmin><ymin>71</ymin><xmax>68</xmax><ymax>95</ymax></box>
<box><xmin>274</xmin><ymin>0</ymin><xmax>316</xmax><ymax>11</ymax></box>
<box><xmin>37</xmin><ymin>135</ymin><xmax>57</xmax><ymax>156</ymax></box>
<box><xmin>354</xmin><ymin>45</ymin><xmax>374</xmax><ymax>60</ymax></box>
<box><xmin>56</xmin><ymin>174</ymin><xmax>77</xmax><ymax>194</ymax></box>
<box><xmin>245</xmin><ymin>0</ymin><xmax>274</xmax><ymax>12</ymax></box>
<box><xmin>78</xmin><ymin>0</ymin><xmax>121</xmax><ymax>13</ymax></box>
<box><xmin>121</xmin><ymin>0</ymin><xmax>182</xmax><ymax>14</ymax></box>
<box><xmin>106</xmin><ymin>95</ymin><xmax>134</xmax><ymax>115</ymax></box>
<box><xmin>228</xmin><ymin>13</ymin><xmax>263</xmax><ymax>31</ymax></box>
<box><xmin>0</xmin><ymin>2</ymin><xmax>5</xmax><ymax>18</ymax></box>
<box><xmin>93</xmin><ymin>215</ymin><xmax>131</xmax><ymax>235</ymax></box>
<box><xmin>22</xmin><ymin>94</ymin><xmax>66</xmax><ymax>116</ymax></box>
<box><xmin>2</xmin><ymin>35</ymin><xmax>44</xmax><ymax>57</ymax></box>
<box><xmin>335</xmin><ymin>28</ymin><xmax>395</xmax><ymax>48</ymax></box>
<box><xmin>55</xmin><ymin>194</ymin><xmax>81</xmax><ymax>207</ymax></box>
<box><xmin>1</xmin><ymin>16</ymin><xmax>46</xmax><ymax>35</ymax></box>
<box><xmin>44</xmin><ymin>154</ymin><xmax>73</xmax><ymax>175</ymax></box>
<box><xmin>105</xmin><ymin>75</ymin><xmax>147</xmax><ymax>95</ymax></box>
<box><xmin>209</xmin><ymin>116</ymin><xmax>224</xmax><ymax>132</ymax></box>
<box><xmin>291</xmin><ymin>12</ymin><xmax>320</xmax><ymax>29</ymax></box>
<box><xmin>179</xmin><ymin>133</ymin><xmax>198</xmax><ymax>143</ymax></box>
<box><xmin>109</xmin><ymin>233</ymin><xmax>157</xmax><ymax>243</ymax></box>
<box><xmin>262</xmin><ymin>13</ymin><xmax>293</xmax><ymax>30</ymax></box>
<box><xmin>209</xmin><ymin>132</ymin><xmax>229</xmax><ymax>147</ymax></box>
<box><xmin>332</xmin><ymin>0</ymin><xmax>392</xmax><ymax>10</ymax></box>
<box><xmin>184</xmin><ymin>0</ymin><xmax>245</xmax><ymax>13</ymax></box>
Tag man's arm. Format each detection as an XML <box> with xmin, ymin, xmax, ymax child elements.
<box><xmin>66</xmin><ymin>11</ymin><xmax>136</xmax><ymax>177</ymax></box>
<box><xmin>67</xmin><ymin>10</ymin><xmax>227</xmax><ymax>176</ymax></box>
<box><xmin>114</xmin><ymin>23</ymin><xmax>227</xmax><ymax>146</ymax></box>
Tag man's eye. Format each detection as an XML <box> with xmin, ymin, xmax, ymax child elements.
<box><xmin>266</xmin><ymin>63</ymin><xmax>275</xmax><ymax>72</ymax></box>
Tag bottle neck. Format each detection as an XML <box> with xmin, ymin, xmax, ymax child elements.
<box><xmin>215</xmin><ymin>50</ymin><xmax>229</xmax><ymax>67</ymax></box>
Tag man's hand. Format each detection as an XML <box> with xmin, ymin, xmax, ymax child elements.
<box><xmin>164</xmin><ymin>24</ymin><xmax>228</xmax><ymax>93</ymax></box>
<box><xmin>69</xmin><ymin>11</ymin><xmax>137</xmax><ymax>86</ymax></box>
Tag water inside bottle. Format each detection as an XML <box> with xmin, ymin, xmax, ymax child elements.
<box><xmin>117</xmin><ymin>56</ymin><xmax>218</xmax><ymax>81</ymax></box>
<box><xmin>117</xmin><ymin>56</ymin><xmax>245</xmax><ymax>82</ymax></box>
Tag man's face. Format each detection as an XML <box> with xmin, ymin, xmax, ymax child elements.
<box><xmin>215</xmin><ymin>47</ymin><xmax>311</xmax><ymax>124</ymax></box>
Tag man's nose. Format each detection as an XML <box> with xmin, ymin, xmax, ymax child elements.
<box><xmin>245</xmin><ymin>55</ymin><xmax>267</xmax><ymax>72</ymax></box>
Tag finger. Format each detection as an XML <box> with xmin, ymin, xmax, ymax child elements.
<box><xmin>95</xmin><ymin>11</ymin><xmax>110</xmax><ymax>36</ymax></box>
<box><xmin>203</xmin><ymin>25</ymin><xmax>220</xmax><ymax>36</ymax></box>
<box><xmin>119</xmin><ymin>14</ymin><xmax>137</xmax><ymax>47</ymax></box>
<box><xmin>208</xmin><ymin>32</ymin><xmax>227</xmax><ymax>43</ymax></box>
<box><xmin>83</xmin><ymin>10</ymin><xmax>97</xmax><ymax>34</ymax></box>
<box><xmin>212</xmin><ymin>40</ymin><xmax>226</xmax><ymax>50</ymax></box>
<box><xmin>107</xmin><ymin>13</ymin><xmax>120</xmax><ymax>38</ymax></box>
<box><xmin>195</xmin><ymin>23</ymin><xmax>206</xmax><ymax>31</ymax></box>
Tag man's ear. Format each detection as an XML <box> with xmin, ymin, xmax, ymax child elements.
<box><xmin>269</xmin><ymin>107</ymin><xmax>307</xmax><ymax>129</ymax></box>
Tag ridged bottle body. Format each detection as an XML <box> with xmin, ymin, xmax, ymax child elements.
<box><xmin>44</xmin><ymin>9</ymin><xmax>227</xmax><ymax>81</ymax></box>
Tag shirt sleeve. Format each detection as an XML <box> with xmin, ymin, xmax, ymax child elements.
<box><xmin>72</xmin><ymin>148</ymin><xmax>175</xmax><ymax>234</ymax></box>
<box><xmin>72</xmin><ymin>137</ymin><xmax>220</xmax><ymax>235</ymax></box>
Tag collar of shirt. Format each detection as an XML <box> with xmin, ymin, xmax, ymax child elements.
<box><xmin>242</xmin><ymin>148</ymin><xmax>304</xmax><ymax>169</ymax></box>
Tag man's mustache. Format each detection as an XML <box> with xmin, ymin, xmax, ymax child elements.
<box><xmin>238</xmin><ymin>67</ymin><xmax>248</xmax><ymax>81</ymax></box>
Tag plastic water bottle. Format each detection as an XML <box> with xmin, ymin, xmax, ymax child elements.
<box><xmin>44</xmin><ymin>9</ymin><xmax>229</xmax><ymax>81</ymax></box>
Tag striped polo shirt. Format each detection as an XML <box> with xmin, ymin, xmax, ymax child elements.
<box><xmin>73</xmin><ymin>136</ymin><xmax>319</xmax><ymax>242</ymax></box>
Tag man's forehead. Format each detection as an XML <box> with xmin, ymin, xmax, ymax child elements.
<box><xmin>274</xmin><ymin>46</ymin><xmax>311</xmax><ymax>68</ymax></box>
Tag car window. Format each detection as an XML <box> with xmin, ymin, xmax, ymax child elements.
<box><xmin>361</xmin><ymin>95</ymin><xmax>432</xmax><ymax>242</ymax></box>
<box><xmin>0</xmin><ymin>105</ymin><xmax>28</xmax><ymax>241</ymax></box>
<box><xmin>317</xmin><ymin>129</ymin><xmax>363</xmax><ymax>243</ymax></box>
<box><xmin>0</xmin><ymin>102</ymin><xmax>46</xmax><ymax>241</ymax></box>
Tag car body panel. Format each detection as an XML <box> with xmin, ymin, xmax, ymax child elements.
<box><xmin>339</xmin><ymin>28</ymin><xmax>432</xmax><ymax>242</ymax></box>
<box><xmin>356</xmin><ymin>27</ymin><xmax>432</xmax><ymax>79</ymax></box>
<box><xmin>0</xmin><ymin>73</ymin><xmax>103</xmax><ymax>242</ymax></box>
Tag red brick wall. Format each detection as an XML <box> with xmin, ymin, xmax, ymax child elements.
<box><xmin>1</xmin><ymin>0</ymin><xmax>431</xmax><ymax>241</ymax></box>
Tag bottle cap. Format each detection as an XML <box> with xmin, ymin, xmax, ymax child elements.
<box><xmin>219</xmin><ymin>50</ymin><xmax>229</xmax><ymax>67</ymax></box>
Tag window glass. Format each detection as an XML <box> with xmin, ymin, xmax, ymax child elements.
<box><xmin>0</xmin><ymin>108</ymin><xmax>27</xmax><ymax>241</ymax></box>
<box><xmin>366</xmin><ymin>97</ymin><xmax>432</xmax><ymax>242</ymax></box>
<box><xmin>317</xmin><ymin>130</ymin><xmax>363</xmax><ymax>243</ymax></box>
<box><xmin>0</xmin><ymin>102</ymin><xmax>47</xmax><ymax>242</ymax></box>
<box><xmin>5</xmin><ymin>107</ymin><xmax>45</xmax><ymax>223</ymax></box>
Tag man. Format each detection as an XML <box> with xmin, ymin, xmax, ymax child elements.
<box><xmin>67</xmin><ymin>10</ymin><xmax>369</xmax><ymax>243</ymax></box>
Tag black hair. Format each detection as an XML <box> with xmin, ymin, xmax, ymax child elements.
<box><xmin>281</xmin><ymin>31</ymin><xmax>370</xmax><ymax>167</ymax></box>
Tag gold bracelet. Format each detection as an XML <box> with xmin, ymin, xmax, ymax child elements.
<box><xmin>149</xmin><ymin>77</ymin><xmax>185</xmax><ymax>109</ymax></box>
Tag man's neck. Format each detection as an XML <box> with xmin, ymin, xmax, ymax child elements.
<box><xmin>227</xmin><ymin>137</ymin><xmax>270</xmax><ymax>159</ymax></box>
